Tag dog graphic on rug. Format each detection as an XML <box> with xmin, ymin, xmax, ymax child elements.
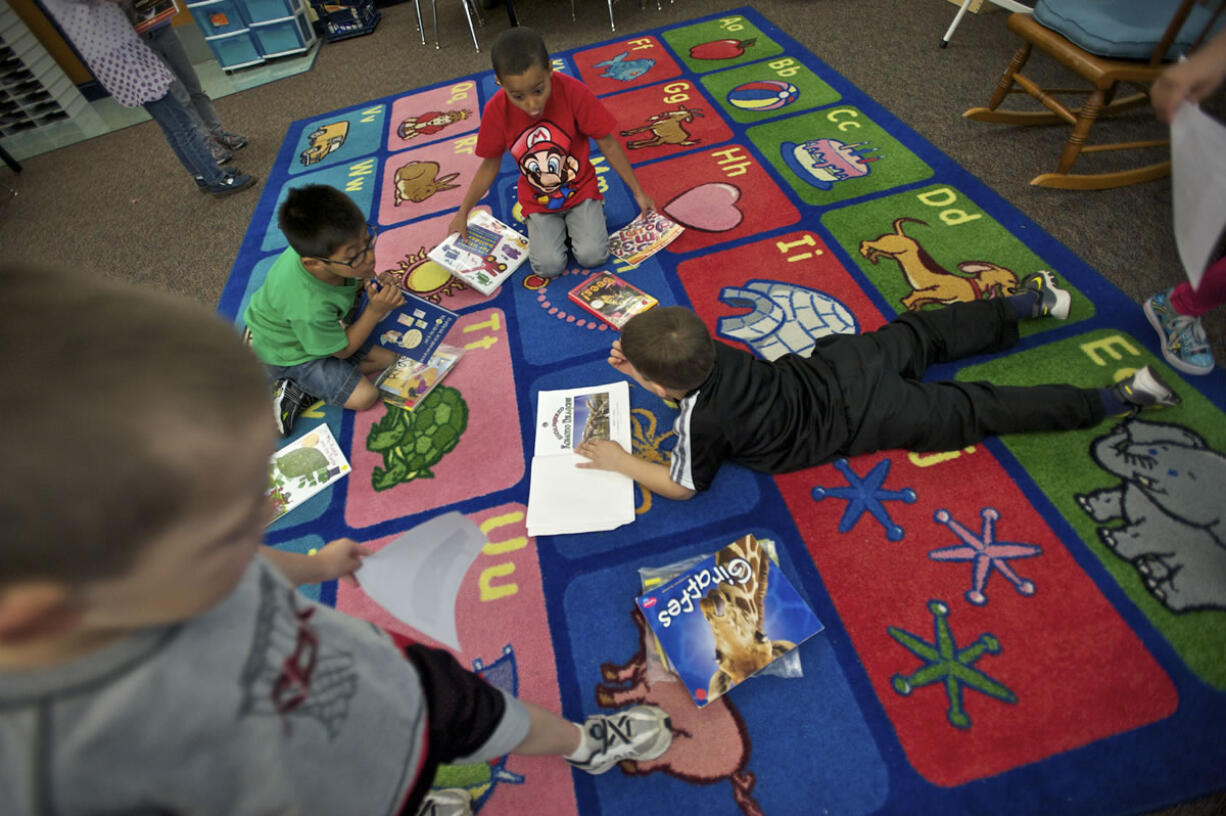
<box><xmin>595</xmin><ymin>608</ymin><xmax>764</xmax><ymax>816</ymax></box>
<box><xmin>859</xmin><ymin>217</ymin><xmax>1018</xmax><ymax>310</ymax></box>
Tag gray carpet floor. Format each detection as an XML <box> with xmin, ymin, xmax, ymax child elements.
<box><xmin>0</xmin><ymin>1</ymin><xmax>1222</xmax><ymax>813</ymax></box>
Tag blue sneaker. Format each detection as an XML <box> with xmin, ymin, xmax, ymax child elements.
<box><xmin>1143</xmin><ymin>289</ymin><xmax>1214</xmax><ymax>376</ymax></box>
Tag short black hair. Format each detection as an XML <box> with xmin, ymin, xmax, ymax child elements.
<box><xmin>491</xmin><ymin>26</ymin><xmax>550</xmax><ymax>79</ymax></box>
<box><xmin>620</xmin><ymin>307</ymin><xmax>716</xmax><ymax>393</ymax></box>
<box><xmin>0</xmin><ymin>264</ymin><xmax>269</xmax><ymax>588</ymax></box>
<box><xmin>278</xmin><ymin>184</ymin><xmax>367</xmax><ymax>259</ymax></box>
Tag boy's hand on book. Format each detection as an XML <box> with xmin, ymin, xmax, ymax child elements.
<box><xmin>575</xmin><ymin>439</ymin><xmax>630</xmax><ymax>472</ymax></box>
<box><xmin>366</xmin><ymin>279</ymin><xmax>405</xmax><ymax>316</ymax></box>
<box><xmin>446</xmin><ymin>211</ymin><xmax>470</xmax><ymax>241</ymax></box>
<box><xmin>314</xmin><ymin>538</ymin><xmax>373</xmax><ymax>586</ymax></box>
<box><xmin>634</xmin><ymin>191</ymin><xmax>657</xmax><ymax>215</ymax></box>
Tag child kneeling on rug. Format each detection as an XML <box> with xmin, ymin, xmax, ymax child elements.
<box><xmin>245</xmin><ymin>183</ymin><xmax>403</xmax><ymax>435</ymax></box>
<box><xmin>0</xmin><ymin>265</ymin><xmax>673</xmax><ymax>816</ymax></box>
<box><xmin>447</xmin><ymin>26</ymin><xmax>655</xmax><ymax>278</ymax></box>
<box><xmin>576</xmin><ymin>273</ymin><xmax>1181</xmax><ymax>497</ymax></box>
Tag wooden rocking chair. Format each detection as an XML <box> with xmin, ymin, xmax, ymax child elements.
<box><xmin>964</xmin><ymin>0</ymin><xmax>1226</xmax><ymax>190</ymax></box>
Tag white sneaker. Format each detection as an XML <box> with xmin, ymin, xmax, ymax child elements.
<box><xmin>415</xmin><ymin>788</ymin><xmax>473</xmax><ymax>816</ymax></box>
<box><xmin>565</xmin><ymin>705</ymin><xmax>672</xmax><ymax>775</ymax></box>
<box><xmin>1113</xmin><ymin>365</ymin><xmax>1182</xmax><ymax>413</ymax></box>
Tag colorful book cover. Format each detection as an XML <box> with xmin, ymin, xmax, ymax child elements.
<box><xmin>374</xmin><ymin>291</ymin><xmax>457</xmax><ymax>364</ymax></box>
<box><xmin>132</xmin><ymin>0</ymin><xmax>179</xmax><ymax>33</ymax></box>
<box><xmin>374</xmin><ymin>343</ymin><xmax>464</xmax><ymax>411</ymax></box>
<box><xmin>608</xmin><ymin>210</ymin><xmax>684</xmax><ymax>266</ymax></box>
<box><xmin>567</xmin><ymin>271</ymin><xmax>659</xmax><ymax>330</ymax></box>
<box><xmin>427</xmin><ymin>210</ymin><xmax>529</xmax><ymax>295</ymax></box>
<box><xmin>635</xmin><ymin>533</ymin><xmax>824</xmax><ymax>707</ymax></box>
<box><xmin>266</xmin><ymin>424</ymin><xmax>351</xmax><ymax>523</ymax></box>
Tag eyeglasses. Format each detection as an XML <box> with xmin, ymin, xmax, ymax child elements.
<box><xmin>314</xmin><ymin>224</ymin><xmax>378</xmax><ymax>268</ymax></box>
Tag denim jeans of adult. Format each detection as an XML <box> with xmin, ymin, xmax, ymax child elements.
<box><xmin>143</xmin><ymin>90</ymin><xmax>224</xmax><ymax>184</ymax></box>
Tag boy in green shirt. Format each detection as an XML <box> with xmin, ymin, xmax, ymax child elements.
<box><xmin>245</xmin><ymin>184</ymin><xmax>404</xmax><ymax>434</ymax></box>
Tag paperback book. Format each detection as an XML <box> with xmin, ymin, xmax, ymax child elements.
<box><xmin>608</xmin><ymin>210</ymin><xmax>684</xmax><ymax>266</ymax></box>
<box><xmin>525</xmin><ymin>381</ymin><xmax>634</xmax><ymax>537</ymax></box>
<box><xmin>428</xmin><ymin>210</ymin><xmax>529</xmax><ymax>295</ymax></box>
<box><xmin>635</xmin><ymin>534</ymin><xmax>824</xmax><ymax>707</ymax></box>
<box><xmin>567</xmin><ymin>271</ymin><xmax>659</xmax><ymax>330</ymax></box>
<box><xmin>132</xmin><ymin>0</ymin><xmax>179</xmax><ymax>33</ymax></box>
<box><xmin>373</xmin><ymin>344</ymin><xmax>464</xmax><ymax>411</ymax></box>
<box><xmin>266</xmin><ymin>424</ymin><xmax>351</xmax><ymax>523</ymax></box>
<box><xmin>374</xmin><ymin>291</ymin><xmax>457</xmax><ymax>364</ymax></box>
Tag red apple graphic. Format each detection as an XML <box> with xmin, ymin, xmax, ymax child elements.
<box><xmin>689</xmin><ymin>38</ymin><xmax>756</xmax><ymax>60</ymax></box>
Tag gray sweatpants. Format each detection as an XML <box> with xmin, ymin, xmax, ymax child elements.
<box><xmin>526</xmin><ymin>197</ymin><xmax>609</xmax><ymax>278</ymax></box>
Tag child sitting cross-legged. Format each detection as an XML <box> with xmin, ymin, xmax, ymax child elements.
<box><xmin>577</xmin><ymin>273</ymin><xmax>1182</xmax><ymax>497</ymax></box>
<box><xmin>245</xmin><ymin>183</ymin><xmax>405</xmax><ymax>435</ymax></box>
<box><xmin>0</xmin><ymin>265</ymin><xmax>672</xmax><ymax>816</ymax></box>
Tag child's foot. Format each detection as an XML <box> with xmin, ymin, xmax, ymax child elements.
<box><xmin>273</xmin><ymin>378</ymin><xmax>318</xmax><ymax>436</ymax></box>
<box><xmin>206</xmin><ymin>134</ymin><xmax>233</xmax><ymax>165</ymax></box>
<box><xmin>206</xmin><ymin>170</ymin><xmax>257</xmax><ymax>197</ymax></box>
<box><xmin>1143</xmin><ymin>289</ymin><xmax>1215</xmax><ymax>376</ymax></box>
<box><xmin>415</xmin><ymin>788</ymin><xmax>473</xmax><ymax>816</ymax></box>
<box><xmin>1112</xmin><ymin>365</ymin><xmax>1182</xmax><ymax>413</ymax></box>
<box><xmin>565</xmin><ymin>705</ymin><xmax>672</xmax><ymax>775</ymax></box>
<box><xmin>212</xmin><ymin>130</ymin><xmax>248</xmax><ymax>151</ymax></box>
<box><xmin>1018</xmin><ymin>270</ymin><xmax>1071</xmax><ymax>320</ymax></box>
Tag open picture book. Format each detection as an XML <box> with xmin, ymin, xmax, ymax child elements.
<box><xmin>428</xmin><ymin>210</ymin><xmax>529</xmax><ymax>296</ymax></box>
<box><xmin>525</xmin><ymin>381</ymin><xmax>635</xmax><ymax>537</ymax></box>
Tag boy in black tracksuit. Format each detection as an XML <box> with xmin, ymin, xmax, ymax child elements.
<box><xmin>575</xmin><ymin>272</ymin><xmax>1180</xmax><ymax>498</ymax></box>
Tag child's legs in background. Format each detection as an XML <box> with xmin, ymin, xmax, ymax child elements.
<box><xmin>564</xmin><ymin>198</ymin><xmax>610</xmax><ymax>268</ymax></box>
<box><xmin>1170</xmin><ymin>255</ymin><xmax>1226</xmax><ymax>317</ymax></box>
<box><xmin>526</xmin><ymin>211</ymin><xmax>568</xmax><ymax>278</ymax></box>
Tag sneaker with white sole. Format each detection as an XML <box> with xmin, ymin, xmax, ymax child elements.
<box><xmin>1143</xmin><ymin>289</ymin><xmax>1215</xmax><ymax>376</ymax></box>
<box><xmin>1112</xmin><ymin>365</ymin><xmax>1182</xmax><ymax>413</ymax></box>
<box><xmin>1018</xmin><ymin>270</ymin><xmax>1071</xmax><ymax>320</ymax></box>
<box><xmin>206</xmin><ymin>134</ymin><xmax>233</xmax><ymax>165</ymax></box>
<box><xmin>212</xmin><ymin>130</ymin><xmax>248</xmax><ymax>151</ymax></box>
<box><xmin>565</xmin><ymin>705</ymin><xmax>672</xmax><ymax>775</ymax></box>
<box><xmin>272</xmin><ymin>378</ymin><xmax>317</xmax><ymax>436</ymax></box>
<box><xmin>206</xmin><ymin>170</ymin><xmax>256</xmax><ymax>197</ymax></box>
<box><xmin>415</xmin><ymin>788</ymin><xmax>473</xmax><ymax>816</ymax></box>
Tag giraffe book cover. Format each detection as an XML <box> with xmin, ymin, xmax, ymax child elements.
<box><xmin>636</xmin><ymin>533</ymin><xmax>824</xmax><ymax>707</ymax></box>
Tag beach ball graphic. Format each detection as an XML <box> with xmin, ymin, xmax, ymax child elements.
<box><xmin>727</xmin><ymin>80</ymin><xmax>799</xmax><ymax>112</ymax></box>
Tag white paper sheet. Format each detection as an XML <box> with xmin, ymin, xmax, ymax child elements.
<box><xmin>1171</xmin><ymin>102</ymin><xmax>1226</xmax><ymax>289</ymax></box>
<box><xmin>354</xmin><ymin>511</ymin><xmax>487</xmax><ymax>650</ymax></box>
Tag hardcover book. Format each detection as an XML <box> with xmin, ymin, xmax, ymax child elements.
<box><xmin>373</xmin><ymin>344</ymin><xmax>464</xmax><ymax>411</ymax></box>
<box><xmin>567</xmin><ymin>271</ymin><xmax>659</xmax><ymax>330</ymax></box>
<box><xmin>374</xmin><ymin>291</ymin><xmax>458</xmax><ymax>364</ymax></box>
<box><xmin>428</xmin><ymin>210</ymin><xmax>529</xmax><ymax>296</ymax></box>
<box><xmin>266</xmin><ymin>424</ymin><xmax>351</xmax><ymax>523</ymax></box>
<box><xmin>635</xmin><ymin>534</ymin><xmax>824</xmax><ymax>707</ymax></box>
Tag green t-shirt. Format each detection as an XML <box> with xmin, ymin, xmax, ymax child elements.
<box><xmin>245</xmin><ymin>247</ymin><xmax>361</xmax><ymax>367</ymax></box>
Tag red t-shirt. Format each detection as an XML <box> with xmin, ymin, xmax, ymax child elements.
<box><xmin>475</xmin><ymin>72</ymin><xmax>617</xmax><ymax>217</ymax></box>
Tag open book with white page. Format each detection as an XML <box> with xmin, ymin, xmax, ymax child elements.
<box><xmin>526</xmin><ymin>381</ymin><xmax>635</xmax><ymax>537</ymax></box>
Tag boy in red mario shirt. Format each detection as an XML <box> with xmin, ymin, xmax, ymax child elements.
<box><xmin>448</xmin><ymin>26</ymin><xmax>654</xmax><ymax>278</ymax></box>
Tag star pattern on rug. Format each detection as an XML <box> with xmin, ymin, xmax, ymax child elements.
<box><xmin>811</xmin><ymin>457</ymin><xmax>917</xmax><ymax>541</ymax></box>
<box><xmin>929</xmin><ymin>507</ymin><xmax>1041</xmax><ymax>606</ymax></box>
<box><xmin>888</xmin><ymin>600</ymin><xmax>1018</xmax><ymax>729</ymax></box>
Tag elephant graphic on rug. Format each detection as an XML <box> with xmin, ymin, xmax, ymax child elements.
<box><xmin>1075</xmin><ymin>419</ymin><xmax>1226</xmax><ymax>613</ymax></box>
<box><xmin>593</xmin><ymin>608</ymin><xmax>764</xmax><ymax>816</ymax></box>
<box><xmin>716</xmin><ymin>280</ymin><xmax>858</xmax><ymax>360</ymax></box>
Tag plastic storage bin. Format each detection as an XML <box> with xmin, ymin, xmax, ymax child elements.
<box><xmin>210</xmin><ymin>30</ymin><xmax>263</xmax><ymax>69</ymax></box>
<box><xmin>187</xmin><ymin>0</ymin><xmax>249</xmax><ymax>36</ymax></box>
<box><xmin>251</xmin><ymin>15</ymin><xmax>312</xmax><ymax>56</ymax></box>
<box><xmin>241</xmin><ymin>0</ymin><xmax>299</xmax><ymax>24</ymax></box>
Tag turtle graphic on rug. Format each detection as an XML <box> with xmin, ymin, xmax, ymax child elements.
<box><xmin>366</xmin><ymin>387</ymin><xmax>469</xmax><ymax>490</ymax></box>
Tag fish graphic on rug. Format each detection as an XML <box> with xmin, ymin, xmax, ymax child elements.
<box><xmin>595</xmin><ymin>51</ymin><xmax>655</xmax><ymax>82</ymax></box>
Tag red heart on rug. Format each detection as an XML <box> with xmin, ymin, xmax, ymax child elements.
<box><xmin>663</xmin><ymin>182</ymin><xmax>744</xmax><ymax>233</ymax></box>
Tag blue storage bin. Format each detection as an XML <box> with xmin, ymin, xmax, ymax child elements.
<box><xmin>211</xmin><ymin>30</ymin><xmax>264</xmax><ymax>69</ymax></box>
<box><xmin>241</xmin><ymin>0</ymin><xmax>298</xmax><ymax>24</ymax></box>
<box><xmin>251</xmin><ymin>15</ymin><xmax>311</xmax><ymax>56</ymax></box>
<box><xmin>187</xmin><ymin>0</ymin><xmax>247</xmax><ymax>36</ymax></box>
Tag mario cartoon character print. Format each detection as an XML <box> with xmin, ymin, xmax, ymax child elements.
<box><xmin>511</xmin><ymin>121</ymin><xmax>581</xmax><ymax>211</ymax></box>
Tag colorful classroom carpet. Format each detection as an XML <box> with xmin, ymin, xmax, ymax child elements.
<box><xmin>218</xmin><ymin>8</ymin><xmax>1226</xmax><ymax>815</ymax></box>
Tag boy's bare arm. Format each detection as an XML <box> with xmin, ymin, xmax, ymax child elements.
<box><xmin>595</xmin><ymin>135</ymin><xmax>656</xmax><ymax>214</ymax></box>
<box><xmin>262</xmin><ymin>539</ymin><xmax>371</xmax><ymax>586</ymax></box>
<box><xmin>575</xmin><ymin>439</ymin><xmax>695</xmax><ymax>500</ymax></box>
<box><xmin>447</xmin><ymin>156</ymin><xmax>503</xmax><ymax>236</ymax></box>
<box><xmin>334</xmin><ymin>280</ymin><xmax>403</xmax><ymax>358</ymax></box>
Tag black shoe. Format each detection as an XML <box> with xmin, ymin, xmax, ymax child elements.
<box><xmin>206</xmin><ymin>171</ymin><xmax>256</xmax><ymax>197</ymax></box>
<box><xmin>272</xmin><ymin>379</ymin><xmax>318</xmax><ymax>436</ymax></box>
<box><xmin>1018</xmin><ymin>270</ymin><xmax>1071</xmax><ymax>320</ymax></box>
<box><xmin>1112</xmin><ymin>365</ymin><xmax>1181</xmax><ymax>413</ymax></box>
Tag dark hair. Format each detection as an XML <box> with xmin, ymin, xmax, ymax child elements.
<box><xmin>491</xmin><ymin>26</ymin><xmax>550</xmax><ymax>79</ymax></box>
<box><xmin>620</xmin><ymin>307</ymin><xmax>716</xmax><ymax>393</ymax></box>
<box><xmin>0</xmin><ymin>265</ymin><xmax>270</xmax><ymax>587</ymax></box>
<box><xmin>278</xmin><ymin>184</ymin><xmax>367</xmax><ymax>259</ymax></box>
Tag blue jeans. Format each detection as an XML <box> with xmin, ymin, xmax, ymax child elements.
<box><xmin>143</xmin><ymin>90</ymin><xmax>224</xmax><ymax>184</ymax></box>
<box><xmin>264</xmin><ymin>336</ymin><xmax>377</xmax><ymax>405</ymax></box>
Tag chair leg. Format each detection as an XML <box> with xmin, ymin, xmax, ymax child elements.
<box><xmin>607</xmin><ymin>0</ymin><xmax>615</xmax><ymax>31</ymax></box>
<box><xmin>987</xmin><ymin>41</ymin><xmax>1032</xmax><ymax>110</ymax></box>
<box><xmin>1055</xmin><ymin>86</ymin><xmax>1106</xmax><ymax>175</ymax></box>
<box><xmin>432</xmin><ymin>0</ymin><xmax>440</xmax><ymax>49</ymax></box>
<box><xmin>571</xmin><ymin>0</ymin><xmax>576</xmax><ymax>22</ymax></box>
<box><xmin>460</xmin><ymin>0</ymin><xmax>480</xmax><ymax>52</ymax></box>
<box><xmin>414</xmin><ymin>0</ymin><xmax>426</xmax><ymax>45</ymax></box>
<box><xmin>941</xmin><ymin>0</ymin><xmax>974</xmax><ymax>48</ymax></box>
